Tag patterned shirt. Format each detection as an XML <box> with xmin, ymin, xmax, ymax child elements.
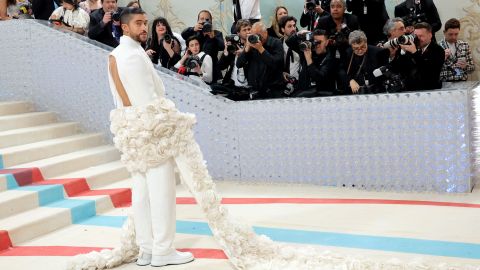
<box><xmin>438</xmin><ymin>39</ymin><xmax>475</xmax><ymax>81</ymax></box>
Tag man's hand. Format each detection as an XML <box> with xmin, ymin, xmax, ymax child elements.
<box><xmin>457</xmin><ymin>57</ymin><xmax>467</xmax><ymax>69</ymax></box>
<box><xmin>146</xmin><ymin>49</ymin><xmax>156</xmax><ymax>58</ymax></box>
<box><xmin>194</xmin><ymin>22</ymin><xmax>203</xmax><ymax>32</ymax></box>
<box><xmin>304</xmin><ymin>49</ymin><xmax>313</xmax><ymax>65</ymax></box>
<box><xmin>283</xmin><ymin>72</ymin><xmax>290</xmax><ymax>82</ymax></box>
<box><xmin>250</xmin><ymin>41</ymin><xmax>265</xmax><ymax>53</ymax></box>
<box><xmin>102</xmin><ymin>12</ymin><xmax>112</xmax><ymax>24</ymax></box>
<box><xmin>350</xmin><ymin>79</ymin><xmax>360</xmax><ymax>94</ymax></box>
<box><xmin>400</xmin><ymin>43</ymin><xmax>417</xmax><ymax>54</ymax></box>
<box><xmin>315</xmin><ymin>5</ymin><xmax>324</xmax><ymax>14</ymax></box>
<box><xmin>444</xmin><ymin>48</ymin><xmax>451</xmax><ymax>60</ymax></box>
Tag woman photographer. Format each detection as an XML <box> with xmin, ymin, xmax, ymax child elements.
<box><xmin>267</xmin><ymin>6</ymin><xmax>288</xmax><ymax>39</ymax></box>
<box><xmin>49</xmin><ymin>0</ymin><xmax>89</xmax><ymax>35</ymax></box>
<box><xmin>175</xmin><ymin>36</ymin><xmax>213</xmax><ymax>84</ymax></box>
<box><xmin>146</xmin><ymin>17</ymin><xmax>181</xmax><ymax>70</ymax></box>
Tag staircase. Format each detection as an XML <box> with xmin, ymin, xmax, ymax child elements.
<box><xmin>0</xmin><ymin>101</ymin><xmax>132</xmax><ymax>251</ymax></box>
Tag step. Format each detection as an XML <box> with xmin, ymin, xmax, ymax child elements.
<box><xmin>0</xmin><ymin>101</ymin><xmax>33</xmax><ymax>116</ymax></box>
<box><xmin>0</xmin><ymin>190</ymin><xmax>38</xmax><ymax>219</ymax></box>
<box><xmin>0</xmin><ymin>133</ymin><xmax>105</xmax><ymax>168</ymax></box>
<box><xmin>55</xmin><ymin>160</ymin><xmax>129</xmax><ymax>189</ymax></box>
<box><xmin>0</xmin><ymin>207</ymin><xmax>71</xmax><ymax>245</ymax></box>
<box><xmin>12</xmin><ymin>146</ymin><xmax>121</xmax><ymax>179</ymax></box>
<box><xmin>0</xmin><ymin>122</ymin><xmax>80</xmax><ymax>148</ymax></box>
<box><xmin>0</xmin><ymin>112</ymin><xmax>57</xmax><ymax>132</ymax></box>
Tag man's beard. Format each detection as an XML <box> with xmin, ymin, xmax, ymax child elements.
<box><xmin>132</xmin><ymin>32</ymin><xmax>147</xmax><ymax>43</ymax></box>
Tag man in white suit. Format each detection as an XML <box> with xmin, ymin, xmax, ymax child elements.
<box><xmin>107</xmin><ymin>7</ymin><xmax>194</xmax><ymax>267</ymax></box>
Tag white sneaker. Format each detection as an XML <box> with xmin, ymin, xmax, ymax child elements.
<box><xmin>136</xmin><ymin>252</ymin><xmax>152</xmax><ymax>266</ymax></box>
<box><xmin>151</xmin><ymin>250</ymin><xmax>194</xmax><ymax>267</ymax></box>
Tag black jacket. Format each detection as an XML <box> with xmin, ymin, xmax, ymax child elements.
<box><xmin>31</xmin><ymin>0</ymin><xmax>55</xmax><ymax>20</ymax></box>
<box><xmin>347</xmin><ymin>0</ymin><xmax>389</xmax><ymax>45</ymax></box>
<box><xmin>406</xmin><ymin>42</ymin><xmax>445</xmax><ymax>90</ymax></box>
<box><xmin>181</xmin><ymin>28</ymin><xmax>225</xmax><ymax>82</ymax></box>
<box><xmin>343</xmin><ymin>45</ymin><xmax>390</xmax><ymax>94</ymax></box>
<box><xmin>300</xmin><ymin>0</ymin><xmax>331</xmax><ymax>31</ymax></box>
<box><xmin>218</xmin><ymin>51</ymin><xmax>237</xmax><ymax>86</ymax></box>
<box><xmin>88</xmin><ymin>9</ymin><xmax>119</xmax><ymax>48</ymax></box>
<box><xmin>236</xmin><ymin>36</ymin><xmax>284</xmax><ymax>98</ymax></box>
<box><xmin>394</xmin><ymin>0</ymin><xmax>442</xmax><ymax>34</ymax></box>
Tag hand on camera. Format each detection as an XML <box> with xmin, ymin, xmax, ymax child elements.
<box><xmin>146</xmin><ymin>49</ymin><xmax>156</xmax><ymax>58</ymax></box>
<box><xmin>456</xmin><ymin>58</ymin><xmax>467</xmax><ymax>69</ymax></box>
<box><xmin>194</xmin><ymin>22</ymin><xmax>203</xmax><ymax>32</ymax></box>
<box><xmin>103</xmin><ymin>12</ymin><xmax>112</xmax><ymax>24</ymax></box>
<box><xmin>400</xmin><ymin>43</ymin><xmax>417</xmax><ymax>54</ymax></box>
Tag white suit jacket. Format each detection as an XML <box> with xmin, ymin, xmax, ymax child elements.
<box><xmin>108</xmin><ymin>36</ymin><xmax>166</xmax><ymax>108</ymax></box>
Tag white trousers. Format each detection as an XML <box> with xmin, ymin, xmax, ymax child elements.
<box><xmin>131</xmin><ymin>158</ymin><xmax>176</xmax><ymax>256</ymax></box>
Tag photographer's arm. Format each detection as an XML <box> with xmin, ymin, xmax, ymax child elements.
<box><xmin>181</xmin><ymin>27</ymin><xmax>197</xmax><ymax>41</ymax></box>
<box><xmin>88</xmin><ymin>14</ymin><xmax>108</xmax><ymax>39</ymax></box>
<box><xmin>285</xmin><ymin>34</ymin><xmax>302</xmax><ymax>54</ymax></box>
<box><xmin>463</xmin><ymin>43</ymin><xmax>476</xmax><ymax>73</ymax></box>
<box><xmin>258</xmin><ymin>42</ymin><xmax>284</xmax><ymax>69</ymax></box>
<box><xmin>236</xmin><ymin>50</ymin><xmax>249</xmax><ymax>68</ymax></box>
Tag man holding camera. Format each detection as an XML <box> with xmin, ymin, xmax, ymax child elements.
<box><xmin>88</xmin><ymin>0</ymin><xmax>121</xmax><ymax>47</ymax></box>
<box><xmin>439</xmin><ymin>18</ymin><xmax>475</xmax><ymax>82</ymax></box>
<box><xmin>347</xmin><ymin>0</ymin><xmax>389</xmax><ymax>45</ymax></box>
<box><xmin>181</xmin><ymin>10</ymin><xmax>225</xmax><ymax>83</ymax></box>
<box><xmin>399</xmin><ymin>22</ymin><xmax>445</xmax><ymax>90</ymax></box>
<box><xmin>279</xmin><ymin>16</ymin><xmax>301</xmax><ymax>95</ymax></box>
<box><xmin>300</xmin><ymin>0</ymin><xmax>330</xmax><ymax>31</ymax></box>
<box><xmin>236</xmin><ymin>21</ymin><xmax>284</xmax><ymax>99</ymax></box>
<box><xmin>394</xmin><ymin>0</ymin><xmax>441</xmax><ymax>37</ymax></box>
<box><xmin>211</xmin><ymin>19</ymin><xmax>252</xmax><ymax>100</ymax></box>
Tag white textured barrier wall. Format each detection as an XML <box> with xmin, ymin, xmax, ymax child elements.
<box><xmin>0</xmin><ymin>20</ymin><xmax>478</xmax><ymax>192</ymax></box>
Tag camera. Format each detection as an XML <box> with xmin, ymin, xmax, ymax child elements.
<box><xmin>383</xmin><ymin>34</ymin><xmax>415</xmax><ymax>49</ymax></box>
<box><xmin>284</xmin><ymin>74</ymin><xmax>298</xmax><ymax>96</ymax></box>
<box><xmin>298</xmin><ymin>32</ymin><xmax>315</xmax><ymax>51</ymax></box>
<box><xmin>402</xmin><ymin>8</ymin><xmax>427</xmax><ymax>27</ymax></box>
<box><xmin>185</xmin><ymin>56</ymin><xmax>202</xmax><ymax>70</ymax></box>
<box><xmin>328</xmin><ymin>24</ymin><xmax>350</xmax><ymax>47</ymax></box>
<box><xmin>248</xmin><ymin>34</ymin><xmax>261</xmax><ymax>44</ymax></box>
<box><xmin>373</xmin><ymin>66</ymin><xmax>406</xmax><ymax>93</ymax></box>
<box><xmin>202</xmin><ymin>19</ymin><xmax>213</xmax><ymax>33</ymax></box>
<box><xmin>164</xmin><ymin>34</ymin><xmax>172</xmax><ymax>44</ymax></box>
<box><xmin>226</xmin><ymin>34</ymin><xmax>241</xmax><ymax>54</ymax></box>
<box><xmin>112</xmin><ymin>8</ymin><xmax>123</xmax><ymax>22</ymax></box>
<box><xmin>306</xmin><ymin>0</ymin><xmax>319</xmax><ymax>11</ymax></box>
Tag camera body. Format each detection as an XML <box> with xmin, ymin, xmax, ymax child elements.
<box><xmin>185</xmin><ymin>55</ymin><xmax>202</xmax><ymax>70</ymax></box>
<box><xmin>383</xmin><ymin>34</ymin><xmax>416</xmax><ymax>49</ymax></box>
<box><xmin>298</xmin><ymin>32</ymin><xmax>315</xmax><ymax>51</ymax></box>
<box><xmin>226</xmin><ymin>34</ymin><xmax>241</xmax><ymax>54</ymax></box>
<box><xmin>328</xmin><ymin>24</ymin><xmax>350</xmax><ymax>47</ymax></box>
<box><xmin>248</xmin><ymin>34</ymin><xmax>261</xmax><ymax>44</ymax></box>
<box><xmin>402</xmin><ymin>8</ymin><xmax>427</xmax><ymax>27</ymax></box>
<box><xmin>112</xmin><ymin>9</ymin><xmax>123</xmax><ymax>22</ymax></box>
<box><xmin>202</xmin><ymin>19</ymin><xmax>213</xmax><ymax>33</ymax></box>
<box><xmin>284</xmin><ymin>74</ymin><xmax>299</xmax><ymax>96</ymax></box>
<box><xmin>164</xmin><ymin>34</ymin><xmax>172</xmax><ymax>44</ymax></box>
<box><xmin>373</xmin><ymin>66</ymin><xmax>406</xmax><ymax>93</ymax></box>
<box><xmin>306</xmin><ymin>0</ymin><xmax>320</xmax><ymax>11</ymax></box>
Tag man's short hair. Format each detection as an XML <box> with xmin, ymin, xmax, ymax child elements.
<box><xmin>312</xmin><ymin>29</ymin><xmax>327</xmax><ymax>37</ymax></box>
<box><xmin>252</xmin><ymin>21</ymin><xmax>267</xmax><ymax>32</ymax></box>
<box><xmin>120</xmin><ymin>7</ymin><xmax>145</xmax><ymax>25</ymax></box>
<box><xmin>383</xmin><ymin>17</ymin><xmax>404</xmax><ymax>37</ymax></box>
<box><xmin>278</xmin><ymin>16</ymin><xmax>297</xmax><ymax>30</ymax></box>
<box><xmin>414</xmin><ymin>22</ymin><xmax>432</xmax><ymax>33</ymax></box>
<box><xmin>236</xmin><ymin>19</ymin><xmax>251</xmax><ymax>32</ymax></box>
<box><xmin>348</xmin><ymin>30</ymin><xmax>367</xmax><ymax>45</ymax></box>
<box><xmin>444</xmin><ymin>18</ymin><xmax>461</xmax><ymax>32</ymax></box>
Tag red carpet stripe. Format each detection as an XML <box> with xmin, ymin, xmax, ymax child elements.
<box><xmin>175</xmin><ymin>197</ymin><xmax>480</xmax><ymax>208</ymax></box>
<box><xmin>0</xmin><ymin>246</ymin><xmax>227</xmax><ymax>259</ymax></box>
<box><xmin>0</xmin><ymin>231</ymin><xmax>13</xmax><ymax>251</ymax></box>
<box><xmin>0</xmin><ymin>168</ymin><xmax>44</xmax><ymax>186</ymax></box>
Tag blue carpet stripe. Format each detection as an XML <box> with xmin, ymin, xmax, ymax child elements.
<box><xmin>6</xmin><ymin>174</ymin><xmax>18</xmax><ymax>189</ymax></box>
<box><xmin>0</xmin><ymin>155</ymin><xmax>4</xmax><ymax>169</ymax></box>
<box><xmin>79</xmin><ymin>216</ymin><xmax>480</xmax><ymax>260</ymax></box>
<box><xmin>45</xmin><ymin>199</ymin><xmax>97</xmax><ymax>223</ymax></box>
<box><xmin>16</xmin><ymin>184</ymin><xmax>65</xmax><ymax>205</ymax></box>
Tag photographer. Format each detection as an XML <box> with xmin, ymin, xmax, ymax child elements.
<box><xmin>236</xmin><ymin>21</ymin><xmax>284</xmax><ymax>99</ymax></box>
<box><xmin>287</xmin><ymin>29</ymin><xmax>336</xmax><ymax>96</ymax></box>
<box><xmin>211</xmin><ymin>19</ymin><xmax>252</xmax><ymax>100</ymax></box>
<box><xmin>279</xmin><ymin>16</ymin><xmax>301</xmax><ymax>90</ymax></box>
<box><xmin>267</xmin><ymin>6</ymin><xmax>288</xmax><ymax>39</ymax></box>
<box><xmin>49</xmin><ymin>0</ymin><xmax>90</xmax><ymax>35</ymax></box>
<box><xmin>174</xmin><ymin>36</ymin><xmax>213</xmax><ymax>84</ymax></box>
<box><xmin>344</xmin><ymin>30</ymin><xmax>389</xmax><ymax>94</ymax></box>
<box><xmin>88</xmin><ymin>0</ymin><xmax>121</xmax><ymax>47</ymax></box>
<box><xmin>346</xmin><ymin>0</ymin><xmax>389</xmax><ymax>45</ymax></box>
<box><xmin>399</xmin><ymin>22</ymin><xmax>445</xmax><ymax>90</ymax></box>
<box><xmin>181</xmin><ymin>10</ymin><xmax>224</xmax><ymax>83</ymax></box>
<box><xmin>394</xmin><ymin>0</ymin><xmax>441</xmax><ymax>37</ymax></box>
<box><xmin>439</xmin><ymin>18</ymin><xmax>475</xmax><ymax>82</ymax></box>
<box><xmin>145</xmin><ymin>17</ymin><xmax>181</xmax><ymax>70</ymax></box>
<box><xmin>300</xmin><ymin>0</ymin><xmax>330</xmax><ymax>31</ymax></box>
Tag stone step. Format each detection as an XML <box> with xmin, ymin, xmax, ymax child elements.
<box><xmin>0</xmin><ymin>133</ymin><xmax>105</xmax><ymax>168</ymax></box>
<box><xmin>0</xmin><ymin>112</ymin><xmax>57</xmax><ymax>132</ymax></box>
<box><xmin>0</xmin><ymin>122</ymin><xmax>80</xmax><ymax>148</ymax></box>
<box><xmin>0</xmin><ymin>101</ymin><xmax>33</xmax><ymax>116</ymax></box>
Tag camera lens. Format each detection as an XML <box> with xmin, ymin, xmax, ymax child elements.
<box><xmin>248</xmin><ymin>34</ymin><xmax>260</xmax><ymax>44</ymax></box>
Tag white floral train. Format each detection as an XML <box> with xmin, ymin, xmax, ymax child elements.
<box><xmin>67</xmin><ymin>98</ymin><xmax>479</xmax><ymax>270</ymax></box>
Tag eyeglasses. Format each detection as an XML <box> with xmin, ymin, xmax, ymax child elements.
<box><xmin>352</xmin><ymin>43</ymin><xmax>367</xmax><ymax>52</ymax></box>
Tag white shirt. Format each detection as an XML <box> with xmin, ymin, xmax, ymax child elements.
<box><xmin>51</xmin><ymin>6</ymin><xmax>90</xmax><ymax>30</ymax></box>
<box><xmin>230</xmin><ymin>54</ymin><xmax>249</xmax><ymax>87</ymax></box>
<box><xmin>238</xmin><ymin>0</ymin><xmax>261</xmax><ymax>20</ymax></box>
<box><xmin>283</xmin><ymin>40</ymin><xmax>300</xmax><ymax>80</ymax></box>
<box><xmin>109</xmin><ymin>36</ymin><xmax>166</xmax><ymax>108</ymax></box>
